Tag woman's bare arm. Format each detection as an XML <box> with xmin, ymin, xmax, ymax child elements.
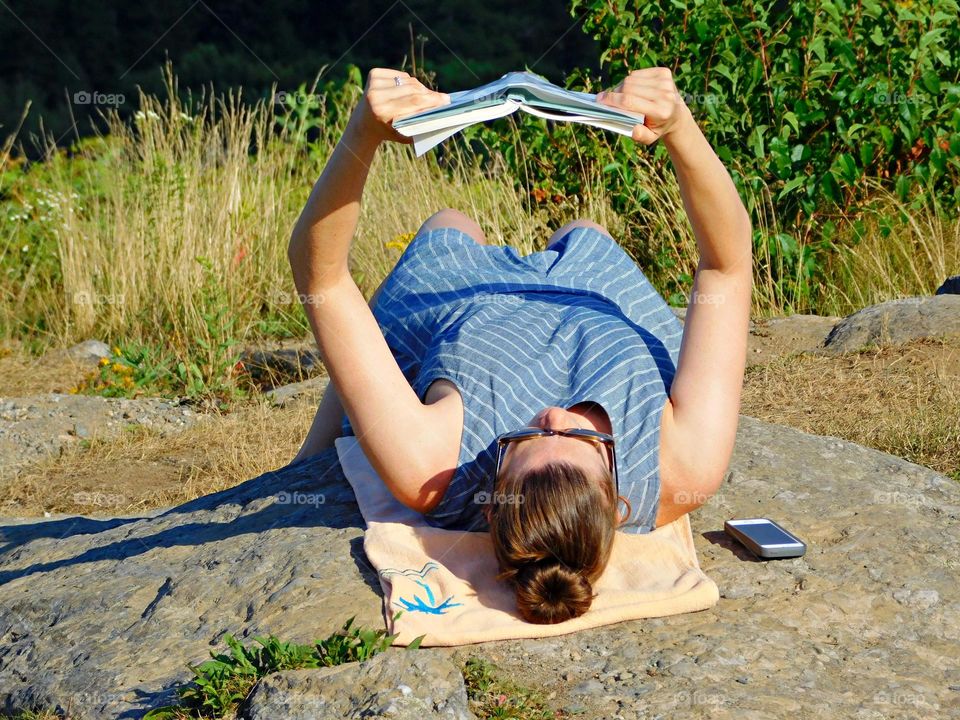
<box><xmin>287</xmin><ymin>68</ymin><xmax>460</xmax><ymax>511</ymax></box>
<box><xmin>598</xmin><ymin>69</ymin><xmax>752</xmax><ymax>522</ymax></box>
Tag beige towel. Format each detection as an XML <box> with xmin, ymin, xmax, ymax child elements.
<box><xmin>335</xmin><ymin>436</ymin><xmax>719</xmax><ymax>647</ymax></box>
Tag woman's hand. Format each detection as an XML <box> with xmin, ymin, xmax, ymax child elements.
<box><xmin>350</xmin><ymin>68</ymin><xmax>451</xmax><ymax>146</ymax></box>
<box><xmin>595</xmin><ymin>67</ymin><xmax>692</xmax><ymax>145</ymax></box>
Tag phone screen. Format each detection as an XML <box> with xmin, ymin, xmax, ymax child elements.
<box><xmin>731</xmin><ymin>520</ymin><xmax>800</xmax><ymax>546</ymax></box>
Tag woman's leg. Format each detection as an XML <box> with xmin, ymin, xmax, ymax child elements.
<box><xmin>416</xmin><ymin>207</ymin><xmax>487</xmax><ymax>247</ymax></box>
<box><xmin>546</xmin><ymin>218</ymin><xmax>611</xmax><ymax>250</ymax></box>
<box><xmin>290</xmin><ymin>208</ymin><xmax>486</xmax><ymax>464</ymax></box>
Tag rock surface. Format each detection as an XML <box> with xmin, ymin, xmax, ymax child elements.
<box><xmin>821</xmin><ymin>294</ymin><xmax>960</xmax><ymax>352</ymax></box>
<box><xmin>265</xmin><ymin>376</ymin><xmax>329</xmax><ymax>408</ymax></box>
<box><xmin>57</xmin><ymin>340</ymin><xmax>112</xmax><ymax>364</ymax></box>
<box><xmin>240</xmin><ymin>649</ymin><xmax>474</xmax><ymax>720</ymax></box>
<box><xmin>1</xmin><ymin>415</ymin><xmax>958</xmax><ymax>719</ymax></box>
<box><xmin>745</xmin><ymin>314</ymin><xmax>840</xmax><ymax>366</ymax></box>
<box><xmin>0</xmin><ymin>394</ymin><xmax>202</xmax><ymax>481</ymax></box>
<box><xmin>239</xmin><ymin>340</ymin><xmax>322</xmax><ymax>387</ymax></box>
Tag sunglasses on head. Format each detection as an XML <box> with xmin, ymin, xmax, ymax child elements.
<box><xmin>493</xmin><ymin>427</ymin><xmax>619</xmax><ymax>497</ymax></box>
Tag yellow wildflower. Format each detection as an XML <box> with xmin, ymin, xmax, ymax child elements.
<box><xmin>385</xmin><ymin>231</ymin><xmax>416</xmax><ymax>253</ymax></box>
<box><xmin>112</xmin><ymin>346</ymin><xmax>121</xmax><ymax>356</ymax></box>
<box><xmin>98</xmin><ymin>357</ymin><xmax>110</xmax><ymax>366</ymax></box>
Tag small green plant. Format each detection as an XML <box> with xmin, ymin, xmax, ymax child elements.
<box><xmin>71</xmin><ymin>343</ymin><xmax>173</xmax><ymax>398</ymax></box>
<box><xmin>462</xmin><ymin>657</ymin><xmax>556</xmax><ymax>720</ymax></box>
<box><xmin>144</xmin><ymin>614</ymin><xmax>422</xmax><ymax>720</ymax></box>
<box><xmin>186</xmin><ymin>255</ymin><xmax>246</xmax><ymax>402</ymax></box>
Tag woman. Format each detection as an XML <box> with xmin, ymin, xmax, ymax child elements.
<box><xmin>287</xmin><ymin>67</ymin><xmax>752</xmax><ymax>624</ymax></box>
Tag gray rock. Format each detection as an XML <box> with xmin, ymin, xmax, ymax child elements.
<box><xmin>820</xmin><ymin>294</ymin><xmax>960</xmax><ymax>352</ymax></box>
<box><xmin>1</xmin><ymin>416</ymin><xmax>959</xmax><ymax>718</ymax></box>
<box><xmin>265</xmin><ymin>376</ymin><xmax>329</xmax><ymax>408</ymax></box>
<box><xmin>63</xmin><ymin>340</ymin><xmax>112</xmax><ymax>364</ymax></box>
<box><xmin>571</xmin><ymin>679</ymin><xmax>604</xmax><ymax>696</ymax></box>
<box><xmin>747</xmin><ymin>313</ymin><xmax>840</xmax><ymax>367</ymax></box>
<box><xmin>935</xmin><ymin>275</ymin><xmax>960</xmax><ymax>295</ymax></box>
<box><xmin>240</xmin><ymin>341</ymin><xmax>323</xmax><ymax>385</ymax></box>
<box><xmin>240</xmin><ymin>649</ymin><xmax>475</xmax><ymax>720</ymax></box>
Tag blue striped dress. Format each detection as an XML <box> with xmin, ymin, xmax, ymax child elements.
<box><xmin>341</xmin><ymin>224</ymin><xmax>684</xmax><ymax>534</ymax></box>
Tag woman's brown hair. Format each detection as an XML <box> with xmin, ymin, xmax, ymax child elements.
<box><xmin>488</xmin><ymin>461</ymin><xmax>619</xmax><ymax>624</ymax></box>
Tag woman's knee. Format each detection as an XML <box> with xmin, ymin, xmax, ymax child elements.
<box><xmin>546</xmin><ymin>218</ymin><xmax>612</xmax><ymax>249</ymax></box>
<box><xmin>417</xmin><ymin>208</ymin><xmax>487</xmax><ymax>245</ymax></box>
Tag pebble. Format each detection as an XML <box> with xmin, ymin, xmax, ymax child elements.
<box><xmin>571</xmin><ymin>679</ymin><xmax>604</xmax><ymax>696</ymax></box>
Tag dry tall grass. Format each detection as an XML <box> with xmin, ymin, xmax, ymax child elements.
<box><xmin>817</xmin><ymin>183</ymin><xmax>960</xmax><ymax>313</ymax></box>
<box><xmin>1</xmin><ymin>70</ymin><xmax>956</xmax><ymax>360</ymax></box>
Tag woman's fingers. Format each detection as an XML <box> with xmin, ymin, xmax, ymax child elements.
<box><xmin>368</xmin><ymin>67</ymin><xmax>412</xmax><ymax>83</ymax></box>
<box><xmin>380</xmin><ymin>91</ymin><xmax>449</xmax><ymax>120</ymax></box>
<box><xmin>596</xmin><ymin>91</ymin><xmax>660</xmax><ymax>116</ymax></box>
<box><xmin>357</xmin><ymin>68</ymin><xmax>449</xmax><ymax>144</ymax></box>
<box><xmin>595</xmin><ymin>66</ymin><xmax>689</xmax><ymax>145</ymax></box>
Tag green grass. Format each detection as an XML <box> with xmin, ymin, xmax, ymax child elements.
<box><xmin>143</xmin><ymin>614</ymin><xmax>422</xmax><ymax>720</ymax></box>
<box><xmin>463</xmin><ymin>657</ymin><xmax>557</xmax><ymax>720</ymax></box>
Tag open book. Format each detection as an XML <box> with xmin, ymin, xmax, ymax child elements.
<box><xmin>392</xmin><ymin>70</ymin><xmax>645</xmax><ymax>156</ymax></box>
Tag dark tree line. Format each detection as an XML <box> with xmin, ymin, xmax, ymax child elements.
<box><xmin>0</xmin><ymin>0</ymin><xmax>603</xmax><ymax>149</ymax></box>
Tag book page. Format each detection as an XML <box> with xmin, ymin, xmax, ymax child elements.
<box><xmin>395</xmin><ymin>98</ymin><xmax>521</xmax><ymax>137</ymax></box>
<box><xmin>519</xmin><ymin>104</ymin><xmax>639</xmax><ymax>137</ymax></box>
<box><xmin>410</xmin><ymin>121</ymin><xmax>474</xmax><ymax>156</ymax></box>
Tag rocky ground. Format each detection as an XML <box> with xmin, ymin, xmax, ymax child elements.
<box><xmin>0</xmin><ymin>291</ymin><xmax>958</xmax><ymax>719</ymax></box>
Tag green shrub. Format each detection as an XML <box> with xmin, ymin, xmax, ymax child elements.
<box><xmin>571</xmin><ymin>0</ymin><xmax>960</xmax><ymax>217</ymax></box>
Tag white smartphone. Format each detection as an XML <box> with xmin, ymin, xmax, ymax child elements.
<box><xmin>724</xmin><ymin>518</ymin><xmax>806</xmax><ymax>559</ymax></box>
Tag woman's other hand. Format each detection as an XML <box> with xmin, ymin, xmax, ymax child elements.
<box><xmin>595</xmin><ymin>67</ymin><xmax>692</xmax><ymax>145</ymax></box>
<box><xmin>350</xmin><ymin>68</ymin><xmax>451</xmax><ymax>146</ymax></box>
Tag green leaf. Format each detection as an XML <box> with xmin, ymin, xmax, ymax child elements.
<box><xmin>878</xmin><ymin>126</ymin><xmax>895</xmax><ymax>152</ymax></box>
<box><xmin>921</xmin><ymin>70</ymin><xmax>941</xmax><ymax>95</ymax></box>
<box><xmin>783</xmin><ymin>111</ymin><xmax>800</xmax><ymax>136</ymax></box>
<box><xmin>777</xmin><ymin>176</ymin><xmax>807</xmax><ymax>200</ymax></box>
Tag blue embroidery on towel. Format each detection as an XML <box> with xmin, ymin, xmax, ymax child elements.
<box><xmin>379</xmin><ymin>562</ymin><xmax>464</xmax><ymax>616</ymax></box>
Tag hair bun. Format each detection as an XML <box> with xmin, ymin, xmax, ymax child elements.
<box><xmin>514</xmin><ymin>561</ymin><xmax>595</xmax><ymax>624</ymax></box>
